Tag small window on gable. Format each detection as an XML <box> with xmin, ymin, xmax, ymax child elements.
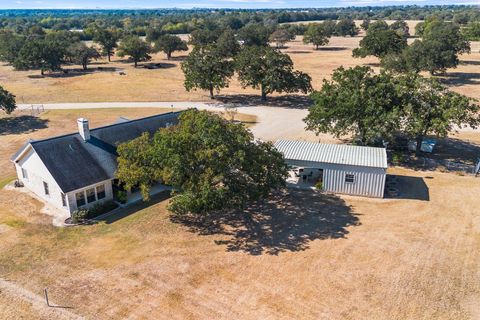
<box><xmin>43</xmin><ymin>181</ymin><xmax>49</xmax><ymax>195</ymax></box>
<box><xmin>76</xmin><ymin>191</ymin><xmax>86</xmax><ymax>207</ymax></box>
<box><xmin>22</xmin><ymin>168</ymin><xmax>28</xmax><ymax>180</ymax></box>
<box><xmin>96</xmin><ymin>185</ymin><xmax>106</xmax><ymax>200</ymax></box>
<box><xmin>86</xmin><ymin>188</ymin><xmax>96</xmax><ymax>203</ymax></box>
<box><xmin>345</xmin><ymin>174</ymin><xmax>355</xmax><ymax>183</ymax></box>
<box><xmin>61</xmin><ymin>193</ymin><xmax>67</xmax><ymax>207</ymax></box>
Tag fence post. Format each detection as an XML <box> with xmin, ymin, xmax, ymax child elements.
<box><xmin>44</xmin><ymin>288</ymin><xmax>50</xmax><ymax>307</ymax></box>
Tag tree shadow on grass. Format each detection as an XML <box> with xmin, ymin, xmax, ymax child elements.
<box><xmin>216</xmin><ymin>94</ymin><xmax>313</xmax><ymax>109</ymax></box>
<box><xmin>171</xmin><ymin>189</ymin><xmax>360</xmax><ymax>255</ymax></box>
<box><xmin>27</xmin><ymin>67</ymin><xmax>123</xmax><ymax>79</ymax></box>
<box><xmin>141</xmin><ymin>62</ymin><xmax>176</xmax><ymax>69</ymax></box>
<box><xmin>460</xmin><ymin>60</ymin><xmax>480</xmax><ymax>66</ymax></box>
<box><xmin>438</xmin><ymin>72</ymin><xmax>480</xmax><ymax>87</ymax></box>
<box><xmin>395</xmin><ymin>136</ymin><xmax>480</xmax><ymax>173</ymax></box>
<box><xmin>287</xmin><ymin>50</ymin><xmax>312</xmax><ymax>54</ymax></box>
<box><xmin>316</xmin><ymin>46</ymin><xmax>349</xmax><ymax>51</ymax></box>
<box><xmin>0</xmin><ymin>115</ymin><xmax>49</xmax><ymax>135</ymax></box>
<box><xmin>97</xmin><ymin>191</ymin><xmax>172</xmax><ymax>224</ymax></box>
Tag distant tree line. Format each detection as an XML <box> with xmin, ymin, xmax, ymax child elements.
<box><xmin>0</xmin><ymin>5</ymin><xmax>479</xmax><ymax>39</ymax></box>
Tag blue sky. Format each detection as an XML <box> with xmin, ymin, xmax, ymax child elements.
<box><xmin>0</xmin><ymin>0</ymin><xmax>479</xmax><ymax>9</ymax></box>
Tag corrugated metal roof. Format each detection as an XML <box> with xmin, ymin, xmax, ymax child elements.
<box><xmin>274</xmin><ymin>140</ymin><xmax>387</xmax><ymax>169</ymax></box>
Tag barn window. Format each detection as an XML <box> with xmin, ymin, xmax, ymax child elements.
<box><xmin>21</xmin><ymin>168</ymin><xmax>28</xmax><ymax>180</ymax></box>
<box><xmin>96</xmin><ymin>185</ymin><xmax>106</xmax><ymax>200</ymax></box>
<box><xmin>61</xmin><ymin>193</ymin><xmax>67</xmax><ymax>207</ymax></box>
<box><xmin>86</xmin><ymin>188</ymin><xmax>96</xmax><ymax>203</ymax></box>
<box><xmin>76</xmin><ymin>191</ymin><xmax>86</xmax><ymax>207</ymax></box>
<box><xmin>345</xmin><ymin>174</ymin><xmax>355</xmax><ymax>183</ymax></box>
<box><xmin>43</xmin><ymin>181</ymin><xmax>49</xmax><ymax>195</ymax></box>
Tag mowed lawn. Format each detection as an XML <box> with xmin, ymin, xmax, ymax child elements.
<box><xmin>0</xmin><ymin>165</ymin><xmax>480</xmax><ymax>319</ymax></box>
<box><xmin>0</xmin><ymin>21</ymin><xmax>479</xmax><ymax>104</ymax></box>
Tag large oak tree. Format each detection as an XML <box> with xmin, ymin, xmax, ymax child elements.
<box><xmin>117</xmin><ymin>35</ymin><xmax>152</xmax><ymax>67</ymax></box>
<box><xmin>304</xmin><ymin>66</ymin><xmax>403</xmax><ymax>145</ymax></box>
<box><xmin>116</xmin><ymin>109</ymin><xmax>288</xmax><ymax>215</ymax></box>
<box><xmin>154</xmin><ymin>34</ymin><xmax>188</xmax><ymax>60</ymax></box>
<box><xmin>235</xmin><ymin>46</ymin><xmax>312</xmax><ymax>101</ymax></box>
<box><xmin>181</xmin><ymin>45</ymin><xmax>234</xmax><ymax>99</ymax></box>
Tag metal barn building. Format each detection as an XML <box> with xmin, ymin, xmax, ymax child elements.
<box><xmin>274</xmin><ymin>140</ymin><xmax>387</xmax><ymax>198</ymax></box>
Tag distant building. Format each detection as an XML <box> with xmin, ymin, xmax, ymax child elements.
<box><xmin>275</xmin><ymin>140</ymin><xmax>387</xmax><ymax>198</ymax></box>
<box><xmin>11</xmin><ymin>112</ymin><xmax>182</xmax><ymax>215</ymax></box>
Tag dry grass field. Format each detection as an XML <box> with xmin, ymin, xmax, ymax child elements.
<box><xmin>0</xmin><ymin>21</ymin><xmax>479</xmax><ymax>104</ymax></box>
<box><xmin>0</xmin><ymin>164</ymin><xmax>480</xmax><ymax>319</ymax></box>
<box><xmin>1</xmin><ymin>107</ymin><xmax>480</xmax><ymax>319</ymax></box>
<box><xmin>1</xmin><ymin>19</ymin><xmax>480</xmax><ymax>319</ymax></box>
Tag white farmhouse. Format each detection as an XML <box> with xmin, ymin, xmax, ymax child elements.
<box><xmin>10</xmin><ymin>111</ymin><xmax>182</xmax><ymax>215</ymax></box>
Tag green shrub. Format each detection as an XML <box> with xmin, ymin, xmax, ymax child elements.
<box><xmin>88</xmin><ymin>200</ymin><xmax>118</xmax><ymax>218</ymax></box>
<box><xmin>392</xmin><ymin>151</ymin><xmax>404</xmax><ymax>165</ymax></box>
<box><xmin>114</xmin><ymin>190</ymin><xmax>127</xmax><ymax>204</ymax></box>
<box><xmin>71</xmin><ymin>209</ymin><xmax>89</xmax><ymax>224</ymax></box>
<box><xmin>315</xmin><ymin>181</ymin><xmax>323</xmax><ymax>190</ymax></box>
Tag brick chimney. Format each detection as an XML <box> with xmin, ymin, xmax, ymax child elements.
<box><xmin>77</xmin><ymin>118</ymin><xmax>90</xmax><ymax>141</ymax></box>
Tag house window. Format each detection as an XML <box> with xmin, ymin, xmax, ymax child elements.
<box><xmin>76</xmin><ymin>191</ymin><xmax>86</xmax><ymax>207</ymax></box>
<box><xmin>96</xmin><ymin>184</ymin><xmax>106</xmax><ymax>200</ymax></box>
<box><xmin>43</xmin><ymin>181</ymin><xmax>49</xmax><ymax>195</ymax></box>
<box><xmin>61</xmin><ymin>193</ymin><xmax>67</xmax><ymax>207</ymax></box>
<box><xmin>86</xmin><ymin>188</ymin><xmax>96</xmax><ymax>203</ymax></box>
<box><xmin>21</xmin><ymin>168</ymin><xmax>28</xmax><ymax>180</ymax></box>
<box><xmin>345</xmin><ymin>174</ymin><xmax>355</xmax><ymax>183</ymax></box>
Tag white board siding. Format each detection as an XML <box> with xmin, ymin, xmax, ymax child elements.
<box><xmin>66</xmin><ymin>180</ymin><xmax>114</xmax><ymax>213</ymax></box>
<box><xmin>15</xmin><ymin>149</ymin><xmax>69</xmax><ymax>212</ymax></box>
<box><xmin>285</xmin><ymin>159</ymin><xmax>386</xmax><ymax>198</ymax></box>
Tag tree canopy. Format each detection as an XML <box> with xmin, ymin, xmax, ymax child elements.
<box><xmin>67</xmin><ymin>42</ymin><xmax>100</xmax><ymax>70</ymax></box>
<box><xmin>92</xmin><ymin>27</ymin><xmax>120</xmax><ymax>62</ymax></box>
<box><xmin>117</xmin><ymin>35</ymin><xmax>152</xmax><ymax>67</ymax></box>
<box><xmin>269</xmin><ymin>28</ymin><xmax>294</xmax><ymax>48</ymax></box>
<box><xmin>335</xmin><ymin>19</ymin><xmax>359</xmax><ymax>37</ymax></box>
<box><xmin>235</xmin><ymin>46</ymin><xmax>312</xmax><ymax>101</ymax></box>
<box><xmin>13</xmin><ymin>38</ymin><xmax>66</xmax><ymax>75</ymax></box>
<box><xmin>116</xmin><ymin>109</ymin><xmax>288</xmax><ymax>215</ymax></box>
<box><xmin>304</xmin><ymin>66</ymin><xmax>403</xmax><ymax>145</ymax></box>
<box><xmin>0</xmin><ymin>86</ymin><xmax>16</xmax><ymax>114</ymax></box>
<box><xmin>397</xmin><ymin>74</ymin><xmax>480</xmax><ymax>154</ymax></box>
<box><xmin>181</xmin><ymin>45</ymin><xmax>234</xmax><ymax>99</ymax></box>
<box><xmin>215</xmin><ymin>29</ymin><xmax>240</xmax><ymax>58</ymax></box>
<box><xmin>353</xmin><ymin>20</ymin><xmax>407</xmax><ymax>58</ymax></box>
<box><xmin>153</xmin><ymin>34</ymin><xmax>188</xmax><ymax>60</ymax></box>
<box><xmin>305</xmin><ymin>66</ymin><xmax>480</xmax><ymax>150</ymax></box>
<box><xmin>303</xmin><ymin>23</ymin><xmax>330</xmax><ymax>50</ymax></box>
<box><xmin>237</xmin><ymin>23</ymin><xmax>271</xmax><ymax>46</ymax></box>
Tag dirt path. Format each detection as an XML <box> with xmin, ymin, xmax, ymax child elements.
<box><xmin>0</xmin><ymin>278</ymin><xmax>84</xmax><ymax>320</ymax></box>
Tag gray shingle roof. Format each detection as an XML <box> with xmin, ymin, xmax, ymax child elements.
<box><xmin>14</xmin><ymin>111</ymin><xmax>182</xmax><ymax>193</ymax></box>
<box><xmin>274</xmin><ymin>140</ymin><xmax>387</xmax><ymax>169</ymax></box>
